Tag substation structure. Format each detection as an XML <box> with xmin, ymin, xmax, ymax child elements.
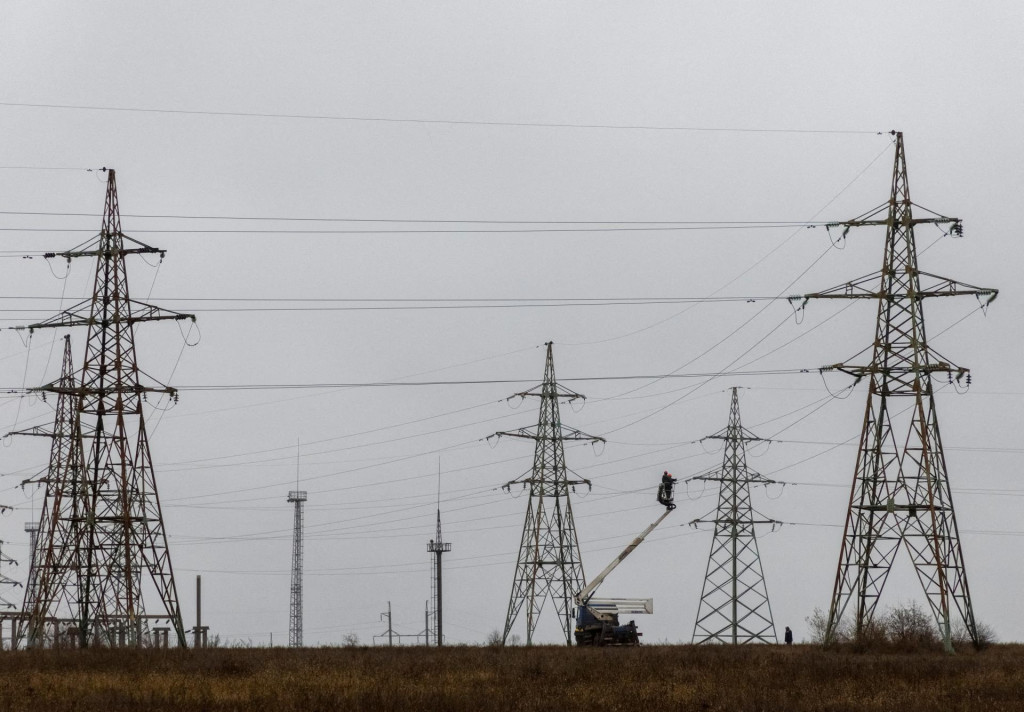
<box><xmin>799</xmin><ymin>131</ymin><xmax>998</xmax><ymax>651</ymax></box>
<box><xmin>688</xmin><ymin>387</ymin><xmax>780</xmax><ymax>644</ymax></box>
<box><xmin>494</xmin><ymin>342</ymin><xmax>603</xmax><ymax>646</ymax></box>
<box><xmin>3</xmin><ymin>169</ymin><xmax>194</xmax><ymax>649</ymax></box>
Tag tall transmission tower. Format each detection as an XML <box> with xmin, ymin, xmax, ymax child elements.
<box><xmin>799</xmin><ymin>132</ymin><xmax>998</xmax><ymax>651</ymax></box>
<box><xmin>494</xmin><ymin>342</ymin><xmax>602</xmax><ymax>646</ymax></box>
<box><xmin>426</xmin><ymin>476</ymin><xmax>451</xmax><ymax>646</ymax></box>
<box><xmin>287</xmin><ymin>487</ymin><xmax>307</xmax><ymax>648</ymax></box>
<box><xmin>688</xmin><ymin>387</ymin><xmax>779</xmax><ymax>644</ymax></box>
<box><xmin>13</xmin><ymin>170</ymin><xmax>194</xmax><ymax>648</ymax></box>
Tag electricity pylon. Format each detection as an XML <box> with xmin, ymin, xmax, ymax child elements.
<box><xmin>14</xmin><ymin>168</ymin><xmax>195</xmax><ymax>648</ymax></box>
<box><xmin>22</xmin><ymin>521</ymin><xmax>39</xmax><ymax>616</ymax></box>
<box><xmin>0</xmin><ymin>543</ymin><xmax>20</xmax><ymax>610</ymax></box>
<box><xmin>799</xmin><ymin>132</ymin><xmax>997</xmax><ymax>651</ymax></box>
<box><xmin>287</xmin><ymin>488</ymin><xmax>307</xmax><ymax>648</ymax></box>
<box><xmin>494</xmin><ymin>342</ymin><xmax>602</xmax><ymax>646</ymax></box>
<box><xmin>688</xmin><ymin>387</ymin><xmax>779</xmax><ymax>644</ymax></box>
<box><xmin>14</xmin><ymin>337</ymin><xmax>82</xmax><ymax>648</ymax></box>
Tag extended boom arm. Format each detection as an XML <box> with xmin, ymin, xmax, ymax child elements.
<box><xmin>574</xmin><ymin>507</ymin><xmax>674</xmax><ymax>606</ymax></box>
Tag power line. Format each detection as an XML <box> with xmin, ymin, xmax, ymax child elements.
<box><xmin>0</xmin><ymin>223</ymin><xmax>821</xmax><ymax>235</ymax></box>
<box><xmin>2</xmin><ymin>369</ymin><xmax>812</xmax><ymax>393</ymax></box>
<box><xmin>0</xmin><ymin>101</ymin><xmax>885</xmax><ymax>134</ymax></box>
<box><xmin>0</xmin><ymin>210</ymin><xmax>848</xmax><ymax>225</ymax></box>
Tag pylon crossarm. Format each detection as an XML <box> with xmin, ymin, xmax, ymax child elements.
<box><xmin>16</xmin><ymin>302</ymin><xmax>195</xmax><ymax>333</ymax></box>
<box><xmin>32</xmin><ymin>383</ymin><xmax>178</xmax><ymax>399</ymax></box>
<box><xmin>509</xmin><ymin>382</ymin><xmax>586</xmax><ymax>401</ymax></box>
<box><xmin>689</xmin><ymin>472</ymin><xmax>776</xmax><ymax>486</ymax></box>
<box><xmin>503</xmin><ymin>476</ymin><xmax>590</xmax><ymax>490</ymax></box>
<box><xmin>702</xmin><ymin>427</ymin><xmax>768</xmax><ymax>444</ymax></box>
<box><xmin>494</xmin><ymin>426</ymin><xmax>603</xmax><ymax>443</ymax></box>
<box><xmin>802</xmin><ymin>271</ymin><xmax>891</xmax><ymax>300</ymax></box>
<box><xmin>43</xmin><ymin>233</ymin><xmax>165</xmax><ymax>261</ymax></box>
<box><xmin>916</xmin><ymin>273</ymin><xmax>998</xmax><ymax>302</ymax></box>
<box><xmin>4</xmin><ymin>425</ymin><xmax>55</xmax><ymax>439</ymax></box>
<box><xmin>822</xmin><ymin>363</ymin><xmax>968</xmax><ymax>381</ymax></box>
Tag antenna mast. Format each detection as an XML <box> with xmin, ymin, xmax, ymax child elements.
<box><xmin>288</xmin><ymin>442</ymin><xmax>307</xmax><ymax>648</ymax></box>
<box><xmin>426</xmin><ymin>461</ymin><xmax>451</xmax><ymax>645</ymax></box>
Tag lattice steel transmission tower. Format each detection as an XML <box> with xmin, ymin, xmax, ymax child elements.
<box><xmin>800</xmin><ymin>132</ymin><xmax>997</xmax><ymax>651</ymax></box>
<box><xmin>287</xmin><ymin>489</ymin><xmax>307</xmax><ymax>648</ymax></box>
<box><xmin>14</xmin><ymin>336</ymin><xmax>80</xmax><ymax>648</ymax></box>
<box><xmin>0</xmin><ymin>543</ymin><xmax>20</xmax><ymax>611</ymax></box>
<box><xmin>688</xmin><ymin>388</ymin><xmax>779</xmax><ymax>644</ymax></box>
<box><xmin>13</xmin><ymin>169</ymin><xmax>194</xmax><ymax>648</ymax></box>
<box><xmin>494</xmin><ymin>342</ymin><xmax>602</xmax><ymax>646</ymax></box>
<box><xmin>426</xmin><ymin>507</ymin><xmax>451</xmax><ymax>646</ymax></box>
<box><xmin>22</xmin><ymin>522</ymin><xmax>40</xmax><ymax>622</ymax></box>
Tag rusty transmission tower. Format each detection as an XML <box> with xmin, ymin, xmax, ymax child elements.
<box><xmin>494</xmin><ymin>342</ymin><xmax>602</xmax><ymax>646</ymax></box>
<box><xmin>688</xmin><ymin>387</ymin><xmax>779</xmax><ymax>644</ymax></box>
<box><xmin>800</xmin><ymin>132</ymin><xmax>997</xmax><ymax>651</ymax></box>
<box><xmin>13</xmin><ymin>169</ymin><xmax>194</xmax><ymax>648</ymax></box>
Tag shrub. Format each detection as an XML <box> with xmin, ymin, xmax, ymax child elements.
<box><xmin>805</xmin><ymin>606</ymin><xmax>851</xmax><ymax>645</ymax></box>
<box><xmin>952</xmin><ymin>619</ymin><xmax>998</xmax><ymax>650</ymax></box>
<box><xmin>884</xmin><ymin>601</ymin><xmax>939</xmax><ymax>651</ymax></box>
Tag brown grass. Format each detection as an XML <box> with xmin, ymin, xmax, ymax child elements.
<box><xmin>0</xmin><ymin>644</ymin><xmax>1021</xmax><ymax>711</ymax></box>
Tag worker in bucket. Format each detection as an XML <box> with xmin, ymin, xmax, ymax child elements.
<box><xmin>658</xmin><ymin>471</ymin><xmax>677</xmax><ymax>509</ymax></box>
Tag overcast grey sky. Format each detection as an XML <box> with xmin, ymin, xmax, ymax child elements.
<box><xmin>1</xmin><ymin>2</ymin><xmax>1022</xmax><ymax>645</ymax></box>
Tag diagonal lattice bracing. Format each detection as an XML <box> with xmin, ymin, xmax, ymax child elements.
<box><xmin>800</xmin><ymin>132</ymin><xmax>997</xmax><ymax>651</ymax></box>
<box><xmin>689</xmin><ymin>387</ymin><xmax>779</xmax><ymax>644</ymax></box>
<box><xmin>494</xmin><ymin>342</ymin><xmax>603</xmax><ymax>645</ymax></box>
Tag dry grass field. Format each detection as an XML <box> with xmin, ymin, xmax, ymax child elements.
<box><xmin>0</xmin><ymin>644</ymin><xmax>1021</xmax><ymax>712</ymax></box>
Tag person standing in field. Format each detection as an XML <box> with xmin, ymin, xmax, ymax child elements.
<box><xmin>784</xmin><ymin>626</ymin><xmax>793</xmax><ymax>645</ymax></box>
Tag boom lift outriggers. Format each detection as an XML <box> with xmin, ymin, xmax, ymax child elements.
<box><xmin>573</xmin><ymin>473</ymin><xmax>677</xmax><ymax>646</ymax></box>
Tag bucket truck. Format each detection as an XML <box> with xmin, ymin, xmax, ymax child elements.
<box><xmin>573</xmin><ymin>474</ymin><xmax>676</xmax><ymax>646</ymax></box>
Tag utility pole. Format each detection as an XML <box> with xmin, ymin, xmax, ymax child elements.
<box><xmin>799</xmin><ymin>132</ymin><xmax>997</xmax><ymax>651</ymax></box>
<box><xmin>494</xmin><ymin>342</ymin><xmax>602</xmax><ymax>646</ymax></box>
<box><xmin>688</xmin><ymin>388</ymin><xmax>779</xmax><ymax>644</ymax></box>
<box><xmin>12</xmin><ymin>170</ymin><xmax>194</xmax><ymax>648</ymax></box>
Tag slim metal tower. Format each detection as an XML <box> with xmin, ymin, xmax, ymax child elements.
<box><xmin>287</xmin><ymin>489</ymin><xmax>307</xmax><ymax>648</ymax></box>
<box><xmin>495</xmin><ymin>342</ymin><xmax>602</xmax><ymax>646</ymax></box>
<box><xmin>426</xmin><ymin>509</ymin><xmax>451</xmax><ymax>646</ymax></box>
<box><xmin>689</xmin><ymin>388</ymin><xmax>779</xmax><ymax>644</ymax></box>
<box><xmin>15</xmin><ymin>170</ymin><xmax>194</xmax><ymax>648</ymax></box>
<box><xmin>800</xmin><ymin>132</ymin><xmax>997</xmax><ymax>651</ymax></box>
